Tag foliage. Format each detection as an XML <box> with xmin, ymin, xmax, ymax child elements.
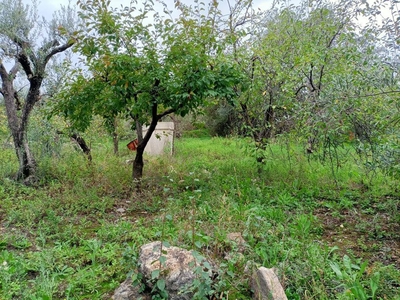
<box><xmin>330</xmin><ymin>255</ymin><xmax>380</xmax><ymax>300</ymax></box>
<box><xmin>216</xmin><ymin>0</ymin><xmax>400</xmax><ymax>175</ymax></box>
<box><xmin>0</xmin><ymin>135</ymin><xmax>399</xmax><ymax>299</ymax></box>
<box><xmin>51</xmin><ymin>0</ymin><xmax>243</xmax><ymax>179</ymax></box>
<box><xmin>1</xmin><ymin>0</ymin><xmax>400</xmax><ymax>298</ymax></box>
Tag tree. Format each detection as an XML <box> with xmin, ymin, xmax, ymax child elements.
<box><xmin>223</xmin><ymin>0</ymin><xmax>376</xmax><ymax>162</ymax></box>
<box><xmin>55</xmin><ymin>0</ymin><xmax>241</xmax><ymax>182</ymax></box>
<box><xmin>0</xmin><ymin>0</ymin><xmax>77</xmax><ymax>183</ymax></box>
<box><xmin>234</xmin><ymin>0</ymin><xmax>400</xmax><ymax>178</ymax></box>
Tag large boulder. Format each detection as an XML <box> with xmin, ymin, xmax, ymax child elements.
<box><xmin>139</xmin><ymin>241</ymin><xmax>211</xmax><ymax>300</ymax></box>
<box><xmin>251</xmin><ymin>267</ymin><xmax>288</xmax><ymax>300</ymax></box>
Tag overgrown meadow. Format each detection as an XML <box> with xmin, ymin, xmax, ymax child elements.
<box><xmin>0</xmin><ymin>119</ymin><xmax>399</xmax><ymax>299</ymax></box>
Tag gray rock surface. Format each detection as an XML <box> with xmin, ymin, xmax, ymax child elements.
<box><xmin>111</xmin><ymin>278</ymin><xmax>151</xmax><ymax>300</ymax></box>
<box><xmin>226</xmin><ymin>232</ymin><xmax>247</xmax><ymax>252</ymax></box>
<box><xmin>139</xmin><ymin>241</ymin><xmax>210</xmax><ymax>300</ymax></box>
<box><xmin>251</xmin><ymin>267</ymin><xmax>288</xmax><ymax>300</ymax></box>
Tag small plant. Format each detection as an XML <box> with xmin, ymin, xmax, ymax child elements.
<box><xmin>150</xmin><ymin>265</ymin><xmax>168</xmax><ymax>300</ymax></box>
<box><xmin>330</xmin><ymin>255</ymin><xmax>380</xmax><ymax>300</ymax></box>
<box><xmin>183</xmin><ymin>251</ymin><xmax>214</xmax><ymax>300</ymax></box>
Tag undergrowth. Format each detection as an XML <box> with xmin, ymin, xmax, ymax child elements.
<box><xmin>0</xmin><ymin>135</ymin><xmax>399</xmax><ymax>299</ymax></box>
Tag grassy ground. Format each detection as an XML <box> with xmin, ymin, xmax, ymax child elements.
<box><xmin>0</xmin><ymin>135</ymin><xmax>399</xmax><ymax>299</ymax></box>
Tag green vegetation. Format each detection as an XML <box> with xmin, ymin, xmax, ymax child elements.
<box><xmin>1</xmin><ymin>0</ymin><xmax>399</xmax><ymax>298</ymax></box>
<box><xmin>0</xmin><ymin>130</ymin><xmax>399</xmax><ymax>299</ymax></box>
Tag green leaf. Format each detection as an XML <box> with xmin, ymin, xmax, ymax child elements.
<box><xmin>159</xmin><ymin>255</ymin><xmax>167</xmax><ymax>265</ymax></box>
<box><xmin>156</xmin><ymin>278</ymin><xmax>166</xmax><ymax>291</ymax></box>
<box><xmin>329</xmin><ymin>262</ymin><xmax>343</xmax><ymax>279</ymax></box>
<box><xmin>151</xmin><ymin>269</ymin><xmax>160</xmax><ymax>280</ymax></box>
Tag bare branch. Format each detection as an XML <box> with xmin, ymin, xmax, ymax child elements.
<box><xmin>295</xmin><ymin>85</ymin><xmax>308</xmax><ymax>96</ymax></box>
<box><xmin>157</xmin><ymin>107</ymin><xmax>176</xmax><ymax>120</ymax></box>
<box><xmin>40</xmin><ymin>39</ymin><xmax>60</xmax><ymax>53</ymax></box>
<box><xmin>17</xmin><ymin>53</ymin><xmax>34</xmax><ymax>78</ymax></box>
<box><xmin>44</xmin><ymin>40</ymin><xmax>75</xmax><ymax>65</ymax></box>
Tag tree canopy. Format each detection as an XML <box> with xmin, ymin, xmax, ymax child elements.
<box><xmin>54</xmin><ymin>0</ymin><xmax>243</xmax><ymax>179</ymax></box>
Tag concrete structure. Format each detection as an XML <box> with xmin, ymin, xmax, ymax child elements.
<box><xmin>143</xmin><ymin>122</ymin><xmax>174</xmax><ymax>155</ymax></box>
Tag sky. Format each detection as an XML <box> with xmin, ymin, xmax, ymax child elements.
<box><xmin>25</xmin><ymin>0</ymin><xmax>395</xmax><ymax>31</ymax></box>
<box><xmin>27</xmin><ymin>0</ymin><xmax>275</xmax><ymax>21</ymax></box>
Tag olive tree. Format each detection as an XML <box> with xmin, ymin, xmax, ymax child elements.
<box><xmin>0</xmin><ymin>0</ymin><xmax>77</xmax><ymax>183</ymax></box>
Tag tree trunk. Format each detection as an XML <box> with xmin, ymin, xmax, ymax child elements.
<box><xmin>131</xmin><ymin>103</ymin><xmax>159</xmax><ymax>183</ymax></box>
<box><xmin>112</xmin><ymin>117</ymin><xmax>119</xmax><ymax>155</ymax></box>
<box><xmin>133</xmin><ymin>148</ymin><xmax>144</xmax><ymax>182</ymax></box>
<box><xmin>14</xmin><ymin>129</ymin><xmax>37</xmax><ymax>183</ymax></box>
<box><xmin>1</xmin><ymin>63</ymin><xmax>39</xmax><ymax>183</ymax></box>
<box><xmin>132</xmin><ymin>120</ymin><xmax>146</xmax><ymax>184</ymax></box>
<box><xmin>131</xmin><ymin>88</ymin><xmax>177</xmax><ymax>187</ymax></box>
<box><xmin>71</xmin><ymin>133</ymin><xmax>92</xmax><ymax>162</ymax></box>
<box><xmin>113</xmin><ymin>132</ymin><xmax>119</xmax><ymax>155</ymax></box>
<box><xmin>1</xmin><ymin>33</ymin><xmax>74</xmax><ymax>183</ymax></box>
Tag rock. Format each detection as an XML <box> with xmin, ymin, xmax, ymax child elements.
<box><xmin>226</xmin><ymin>232</ymin><xmax>247</xmax><ymax>252</ymax></box>
<box><xmin>112</xmin><ymin>278</ymin><xmax>151</xmax><ymax>300</ymax></box>
<box><xmin>244</xmin><ymin>260</ymin><xmax>257</xmax><ymax>275</ymax></box>
<box><xmin>251</xmin><ymin>267</ymin><xmax>288</xmax><ymax>300</ymax></box>
<box><xmin>139</xmin><ymin>241</ymin><xmax>212</xmax><ymax>300</ymax></box>
<box><xmin>116</xmin><ymin>208</ymin><xmax>126</xmax><ymax>213</ymax></box>
<box><xmin>225</xmin><ymin>232</ymin><xmax>247</xmax><ymax>260</ymax></box>
<box><xmin>227</xmin><ymin>232</ymin><xmax>246</xmax><ymax>246</ymax></box>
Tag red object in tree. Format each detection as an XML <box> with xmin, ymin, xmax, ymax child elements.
<box><xmin>348</xmin><ymin>131</ymin><xmax>355</xmax><ymax>141</ymax></box>
<box><xmin>127</xmin><ymin>139</ymin><xmax>138</xmax><ymax>151</ymax></box>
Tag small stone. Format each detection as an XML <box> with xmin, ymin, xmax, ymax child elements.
<box><xmin>244</xmin><ymin>260</ymin><xmax>256</xmax><ymax>275</ymax></box>
<box><xmin>226</xmin><ymin>232</ymin><xmax>247</xmax><ymax>254</ymax></box>
<box><xmin>227</xmin><ymin>232</ymin><xmax>246</xmax><ymax>245</ymax></box>
<box><xmin>116</xmin><ymin>208</ymin><xmax>126</xmax><ymax>213</ymax></box>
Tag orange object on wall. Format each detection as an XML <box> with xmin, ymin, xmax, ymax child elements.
<box><xmin>127</xmin><ymin>139</ymin><xmax>138</xmax><ymax>151</ymax></box>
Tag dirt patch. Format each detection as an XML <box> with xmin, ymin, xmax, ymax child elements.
<box><xmin>315</xmin><ymin>206</ymin><xmax>400</xmax><ymax>268</ymax></box>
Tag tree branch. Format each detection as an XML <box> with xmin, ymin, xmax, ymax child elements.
<box><xmin>17</xmin><ymin>53</ymin><xmax>34</xmax><ymax>78</ymax></box>
<box><xmin>40</xmin><ymin>39</ymin><xmax>60</xmax><ymax>54</ymax></box>
<box><xmin>295</xmin><ymin>85</ymin><xmax>308</xmax><ymax>96</ymax></box>
<box><xmin>157</xmin><ymin>107</ymin><xmax>176</xmax><ymax>120</ymax></box>
<box><xmin>9</xmin><ymin>62</ymin><xmax>19</xmax><ymax>78</ymax></box>
<box><xmin>0</xmin><ymin>61</ymin><xmax>8</xmax><ymax>80</ymax></box>
<box><xmin>309</xmin><ymin>65</ymin><xmax>316</xmax><ymax>91</ymax></box>
<box><xmin>11</xmin><ymin>35</ymin><xmax>30</xmax><ymax>50</ymax></box>
<box><xmin>340</xmin><ymin>90</ymin><xmax>400</xmax><ymax>99</ymax></box>
<box><xmin>44</xmin><ymin>40</ymin><xmax>75</xmax><ymax>65</ymax></box>
<box><xmin>315</xmin><ymin>24</ymin><xmax>345</xmax><ymax>94</ymax></box>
